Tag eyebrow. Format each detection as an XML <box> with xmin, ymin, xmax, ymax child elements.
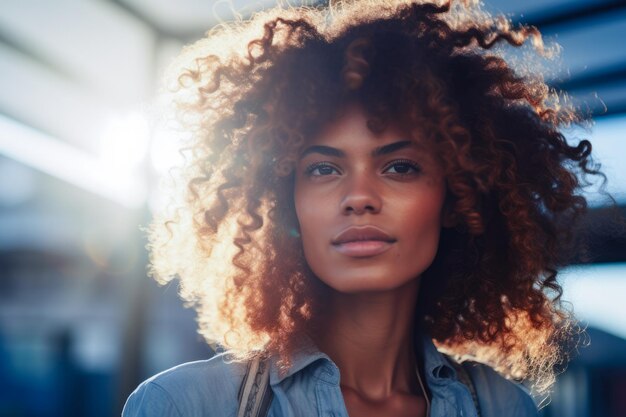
<box><xmin>372</xmin><ymin>140</ymin><xmax>414</xmax><ymax>157</ymax></box>
<box><xmin>299</xmin><ymin>145</ymin><xmax>345</xmax><ymax>159</ymax></box>
<box><xmin>299</xmin><ymin>140</ymin><xmax>416</xmax><ymax>159</ymax></box>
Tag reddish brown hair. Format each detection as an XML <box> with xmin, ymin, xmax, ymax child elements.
<box><xmin>149</xmin><ymin>0</ymin><xmax>602</xmax><ymax>394</ymax></box>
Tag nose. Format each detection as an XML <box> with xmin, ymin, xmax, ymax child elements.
<box><xmin>340</xmin><ymin>173</ymin><xmax>382</xmax><ymax>215</ymax></box>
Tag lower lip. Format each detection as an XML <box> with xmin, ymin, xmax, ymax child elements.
<box><xmin>332</xmin><ymin>240</ymin><xmax>394</xmax><ymax>257</ymax></box>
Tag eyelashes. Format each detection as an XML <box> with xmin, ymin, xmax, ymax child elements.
<box><xmin>304</xmin><ymin>162</ymin><xmax>340</xmax><ymax>177</ymax></box>
<box><xmin>304</xmin><ymin>159</ymin><xmax>422</xmax><ymax>177</ymax></box>
<box><xmin>382</xmin><ymin>159</ymin><xmax>421</xmax><ymax>175</ymax></box>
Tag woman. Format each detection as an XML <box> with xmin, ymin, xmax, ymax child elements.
<box><xmin>123</xmin><ymin>1</ymin><xmax>601</xmax><ymax>416</ymax></box>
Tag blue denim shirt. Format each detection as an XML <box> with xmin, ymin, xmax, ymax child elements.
<box><xmin>123</xmin><ymin>336</ymin><xmax>538</xmax><ymax>417</ymax></box>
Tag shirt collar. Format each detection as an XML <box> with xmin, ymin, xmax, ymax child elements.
<box><xmin>268</xmin><ymin>334</ymin><xmax>333</xmax><ymax>386</ymax></box>
<box><xmin>268</xmin><ymin>333</ymin><xmax>458</xmax><ymax>385</ymax></box>
<box><xmin>420</xmin><ymin>334</ymin><xmax>458</xmax><ymax>382</ymax></box>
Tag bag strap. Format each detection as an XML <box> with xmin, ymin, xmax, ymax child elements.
<box><xmin>237</xmin><ymin>356</ymin><xmax>273</xmax><ymax>417</ymax></box>
<box><xmin>450</xmin><ymin>360</ymin><xmax>482</xmax><ymax>417</ymax></box>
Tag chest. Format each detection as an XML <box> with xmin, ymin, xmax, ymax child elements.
<box><xmin>340</xmin><ymin>387</ymin><xmax>427</xmax><ymax>417</ymax></box>
<box><xmin>266</xmin><ymin>377</ymin><xmax>476</xmax><ymax>417</ymax></box>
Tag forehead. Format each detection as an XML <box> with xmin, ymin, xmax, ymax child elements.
<box><xmin>303</xmin><ymin>103</ymin><xmax>433</xmax><ymax>154</ymax></box>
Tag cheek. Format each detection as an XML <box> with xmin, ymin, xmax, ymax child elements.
<box><xmin>294</xmin><ymin>185</ymin><xmax>324</xmax><ymax>253</ymax></box>
<box><xmin>293</xmin><ymin>185</ymin><xmax>340</xmax><ymax>284</ymax></box>
<box><xmin>397</xmin><ymin>189</ymin><xmax>446</xmax><ymax>253</ymax></box>
<box><xmin>294</xmin><ymin>185</ymin><xmax>312</xmax><ymax>230</ymax></box>
<box><xmin>296</xmin><ymin>205</ymin><xmax>321</xmax><ymax>246</ymax></box>
<box><xmin>399</xmin><ymin>183</ymin><xmax>445</xmax><ymax>223</ymax></box>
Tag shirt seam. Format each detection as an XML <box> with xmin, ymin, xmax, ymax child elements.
<box><xmin>313</xmin><ymin>373</ymin><xmax>338</xmax><ymax>386</ymax></box>
<box><xmin>312</xmin><ymin>365</ymin><xmax>341</xmax><ymax>386</ymax></box>
<box><xmin>148</xmin><ymin>381</ymin><xmax>185</xmax><ymax>417</ymax></box>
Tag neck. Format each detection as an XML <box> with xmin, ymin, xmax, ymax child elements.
<box><xmin>313</xmin><ymin>278</ymin><xmax>421</xmax><ymax>401</ymax></box>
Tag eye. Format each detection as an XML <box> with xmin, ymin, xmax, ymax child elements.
<box><xmin>383</xmin><ymin>160</ymin><xmax>421</xmax><ymax>175</ymax></box>
<box><xmin>305</xmin><ymin>162</ymin><xmax>340</xmax><ymax>177</ymax></box>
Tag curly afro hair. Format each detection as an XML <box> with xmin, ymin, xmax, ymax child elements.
<box><xmin>149</xmin><ymin>0</ymin><xmax>603</xmax><ymax>394</ymax></box>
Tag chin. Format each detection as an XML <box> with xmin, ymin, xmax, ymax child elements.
<box><xmin>319</xmin><ymin>272</ymin><xmax>420</xmax><ymax>294</ymax></box>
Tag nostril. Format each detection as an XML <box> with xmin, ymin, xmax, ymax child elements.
<box><xmin>344</xmin><ymin>204</ymin><xmax>377</xmax><ymax>214</ymax></box>
<box><xmin>340</xmin><ymin>189</ymin><xmax>382</xmax><ymax>214</ymax></box>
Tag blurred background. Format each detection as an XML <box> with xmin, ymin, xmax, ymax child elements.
<box><xmin>0</xmin><ymin>0</ymin><xmax>625</xmax><ymax>416</ymax></box>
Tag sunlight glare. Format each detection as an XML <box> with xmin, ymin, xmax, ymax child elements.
<box><xmin>98</xmin><ymin>111</ymin><xmax>150</xmax><ymax>173</ymax></box>
<box><xmin>150</xmin><ymin>120</ymin><xmax>189</xmax><ymax>175</ymax></box>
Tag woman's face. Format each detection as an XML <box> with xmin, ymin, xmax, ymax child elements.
<box><xmin>294</xmin><ymin>104</ymin><xmax>448</xmax><ymax>293</ymax></box>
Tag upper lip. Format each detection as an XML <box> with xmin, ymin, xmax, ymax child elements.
<box><xmin>331</xmin><ymin>225</ymin><xmax>396</xmax><ymax>245</ymax></box>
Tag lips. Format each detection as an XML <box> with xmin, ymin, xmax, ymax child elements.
<box><xmin>331</xmin><ymin>226</ymin><xmax>396</xmax><ymax>257</ymax></box>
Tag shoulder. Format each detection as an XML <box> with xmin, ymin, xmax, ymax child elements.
<box><xmin>122</xmin><ymin>353</ymin><xmax>247</xmax><ymax>417</ymax></box>
<box><xmin>464</xmin><ymin>362</ymin><xmax>539</xmax><ymax>417</ymax></box>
